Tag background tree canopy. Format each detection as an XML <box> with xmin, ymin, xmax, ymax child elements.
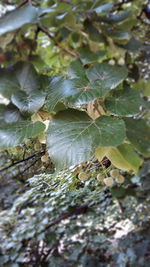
<box><xmin>0</xmin><ymin>0</ymin><xmax>150</xmax><ymax>266</ymax></box>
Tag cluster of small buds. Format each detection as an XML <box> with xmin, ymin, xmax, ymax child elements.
<box><xmin>96</xmin><ymin>169</ymin><xmax>125</xmax><ymax>187</ymax></box>
<box><xmin>77</xmin><ymin>167</ymin><xmax>125</xmax><ymax>187</ymax></box>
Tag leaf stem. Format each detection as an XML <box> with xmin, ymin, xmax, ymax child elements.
<box><xmin>38</xmin><ymin>26</ymin><xmax>78</xmax><ymax>58</ymax></box>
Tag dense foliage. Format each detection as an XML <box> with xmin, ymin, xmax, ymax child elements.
<box><xmin>0</xmin><ymin>0</ymin><xmax>150</xmax><ymax>266</ymax></box>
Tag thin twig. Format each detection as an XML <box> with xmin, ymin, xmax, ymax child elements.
<box><xmin>28</xmin><ymin>27</ymin><xmax>40</xmax><ymax>59</ymax></box>
<box><xmin>17</xmin><ymin>0</ymin><xmax>28</xmax><ymax>8</ymax></box>
<box><xmin>38</xmin><ymin>26</ymin><xmax>78</xmax><ymax>58</ymax></box>
<box><xmin>0</xmin><ymin>150</ymin><xmax>45</xmax><ymax>173</ymax></box>
<box><xmin>19</xmin><ymin>158</ymin><xmax>39</xmax><ymax>175</ymax></box>
<box><xmin>57</xmin><ymin>0</ymin><xmax>75</xmax><ymax>7</ymax></box>
<box><xmin>17</xmin><ymin>0</ymin><xmax>32</xmax><ymax>9</ymax></box>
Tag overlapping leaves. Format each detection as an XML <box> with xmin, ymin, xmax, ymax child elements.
<box><xmin>45</xmin><ymin>60</ymin><xmax>128</xmax><ymax>110</ymax></box>
<box><xmin>0</xmin><ymin>104</ymin><xmax>23</xmax><ymax>123</ymax></box>
<box><xmin>46</xmin><ymin>109</ymin><xmax>126</xmax><ymax>169</ymax></box>
<box><xmin>95</xmin><ymin>144</ymin><xmax>143</xmax><ymax>173</ymax></box>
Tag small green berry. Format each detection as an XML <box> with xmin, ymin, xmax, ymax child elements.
<box><xmin>115</xmin><ymin>175</ymin><xmax>125</xmax><ymax>184</ymax></box>
<box><xmin>97</xmin><ymin>173</ymin><xmax>105</xmax><ymax>181</ymax></box>
<box><xmin>41</xmin><ymin>155</ymin><xmax>49</xmax><ymax>163</ymax></box>
<box><xmin>110</xmin><ymin>169</ymin><xmax>120</xmax><ymax>178</ymax></box>
<box><xmin>34</xmin><ymin>143</ymin><xmax>41</xmax><ymax>150</ymax></box>
<box><xmin>78</xmin><ymin>172</ymin><xmax>89</xmax><ymax>181</ymax></box>
<box><xmin>103</xmin><ymin>177</ymin><xmax>114</xmax><ymax>186</ymax></box>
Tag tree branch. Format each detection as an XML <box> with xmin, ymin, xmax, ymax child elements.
<box><xmin>0</xmin><ymin>150</ymin><xmax>45</xmax><ymax>173</ymax></box>
<box><xmin>17</xmin><ymin>0</ymin><xmax>28</xmax><ymax>8</ymax></box>
<box><xmin>38</xmin><ymin>26</ymin><xmax>78</xmax><ymax>58</ymax></box>
<box><xmin>57</xmin><ymin>0</ymin><xmax>75</xmax><ymax>7</ymax></box>
<box><xmin>19</xmin><ymin>158</ymin><xmax>40</xmax><ymax>175</ymax></box>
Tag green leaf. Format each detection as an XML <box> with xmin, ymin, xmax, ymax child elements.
<box><xmin>62</xmin><ymin>12</ymin><xmax>81</xmax><ymax>31</ymax></box>
<box><xmin>44</xmin><ymin>77</ymin><xmax>87</xmax><ymax>111</ymax></box>
<box><xmin>124</xmin><ymin>118</ymin><xmax>150</xmax><ymax>157</ymax></box>
<box><xmin>86</xmin><ymin>63</ymin><xmax>128</xmax><ymax>89</ymax></box>
<box><xmin>94</xmin><ymin>3</ymin><xmax>113</xmax><ymax>14</ymax></box>
<box><xmin>0</xmin><ymin>62</ymin><xmax>40</xmax><ymax>99</ymax></box>
<box><xmin>117</xmin><ymin>144</ymin><xmax>143</xmax><ymax>173</ymax></box>
<box><xmin>45</xmin><ymin>75</ymin><xmax>111</xmax><ymax>109</ymax></box>
<box><xmin>0</xmin><ymin>5</ymin><xmax>39</xmax><ymax>36</ymax></box>
<box><xmin>0</xmin><ymin>67</ymin><xmax>20</xmax><ymax>99</ymax></box>
<box><xmin>105</xmin><ymin>10</ymin><xmax>131</xmax><ymax>24</ymax></box>
<box><xmin>78</xmin><ymin>46</ymin><xmax>106</xmax><ymax>65</ymax></box>
<box><xmin>68</xmin><ymin>80</ymin><xmax>111</xmax><ymax>105</ymax></box>
<box><xmin>84</xmin><ymin>19</ymin><xmax>104</xmax><ymax>42</ymax></box>
<box><xmin>11</xmin><ymin>90</ymin><xmax>45</xmax><ymax>114</ymax></box>
<box><xmin>123</xmin><ymin>37</ymin><xmax>143</xmax><ymax>51</ymax></box>
<box><xmin>0</xmin><ymin>121</ymin><xmax>45</xmax><ymax>147</ymax></box>
<box><xmin>14</xmin><ymin>62</ymin><xmax>40</xmax><ymax>93</ymax></box>
<box><xmin>105</xmin><ymin>87</ymin><xmax>142</xmax><ymax>116</ymax></box>
<box><xmin>108</xmin><ymin>30</ymin><xmax>130</xmax><ymax>41</ymax></box>
<box><xmin>0</xmin><ymin>32</ymin><xmax>14</xmax><ymax>49</ymax></box>
<box><xmin>68</xmin><ymin>59</ymin><xmax>87</xmax><ymax>80</ymax></box>
<box><xmin>3</xmin><ymin>104</ymin><xmax>23</xmax><ymax>123</ymax></box>
<box><xmin>135</xmin><ymin>79</ymin><xmax>150</xmax><ymax>97</ymax></box>
<box><xmin>46</xmin><ymin>109</ymin><xmax>126</xmax><ymax>168</ymax></box>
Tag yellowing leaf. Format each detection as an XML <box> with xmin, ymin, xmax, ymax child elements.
<box><xmin>87</xmin><ymin>101</ymin><xmax>105</xmax><ymax>120</ymax></box>
<box><xmin>95</xmin><ymin>146</ymin><xmax>110</xmax><ymax>162</ymax></box>
<box><xmin>38</xmin><ymin>110</ymin><xmax>52</xmax><ymax>120</ymax></box>
<box><xmin>31</xmin><ymin>113</ymin><xmax>43</xmax><ymax>122</ymax></box>
<box><xmin>106</xmin><ymin>144</ymin><xmax>143</xmax><ymax>173</ymax></box>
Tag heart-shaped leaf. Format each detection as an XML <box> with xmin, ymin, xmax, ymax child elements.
<box><xmin>2</xmin><ymin>104</ymin><xmax>23</xmax><ymax>123</ymax></box>
<box><xmin>86</xmin><ymin>63</ymin><xmax>128</xmax><ymax>89</ymax></box>
<box><xmin>46</xmin><ymin>109</ymin><xmax>126</xmax><ymax>169</ymax></box>
<box><xmin>12</xmin><ymin>90</ymin><xmax>45</xmax><ymax>114</ymax></box>
<box><xmin>0</xmin><ymin>62</ymin><xmax>40</xmax><ymax>99</ymax></box>
<box><xmin>0</xmin><ymin>121</ymin><xmax>45</xmax><ymax>147</ymax></box>
<box><xmin>105</xmin><ymin>87</ymin><xmax>142</xmax><ymax>116</ymax></box>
